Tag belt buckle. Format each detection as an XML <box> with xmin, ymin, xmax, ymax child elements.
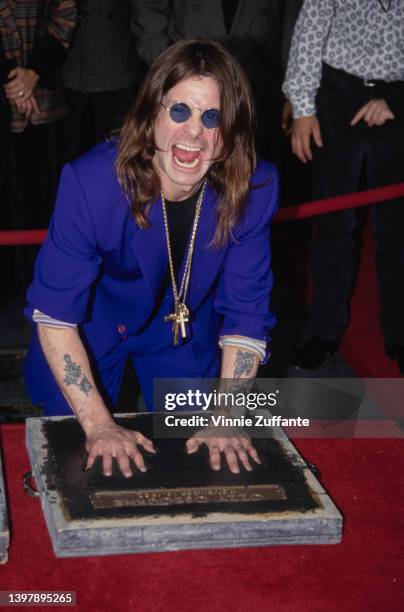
<box><xmin>364</xmin><ymin>78</ymin><xmax>377</xmax><ymax>88</ymax></box>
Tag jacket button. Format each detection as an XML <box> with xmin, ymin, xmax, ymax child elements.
<box><xmin>192</xmin><ymin>4</ymin><xmax>199</xmax><ymax>11</ymax></box>
<box><xmin>259</xmin><ymin>8</ymin><xmax>267</xmax><ymax>15</ymax></box>
<box><xmin>118</xmin><ymin>324</ymin><xmax>126</xmax><ymax>334</ymax></box>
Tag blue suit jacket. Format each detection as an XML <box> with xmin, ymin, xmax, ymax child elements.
<box><xmin>25</xmin><ymin>142</ymin><xmax>278</xmax><ymax>391</ymax></box>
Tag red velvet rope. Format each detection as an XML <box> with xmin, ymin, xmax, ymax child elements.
<box><xmin>275</xmin><ymin>181</ymin><xmax>404</xmax><ymax>223</ymax></box>
<box><xmin>0</xmin><ymin>182</ymin><xmax>404</xmax><ymax>246</ymax></box>
<box><xmin>0</xmin><ymin>228</ymin><xmax>47</xmax><ymax>246</ymax></box>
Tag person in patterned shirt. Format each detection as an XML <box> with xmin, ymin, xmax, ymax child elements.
<box><xmin>283</xmin><ymin>0</ymin><xmax>404</xmax><ymax>374</ymax></box>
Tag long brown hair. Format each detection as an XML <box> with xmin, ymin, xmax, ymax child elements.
<box><xmin>116</xmin><ymin>38</ymin><xmax>256</xmax><ymax>246</ymax></box>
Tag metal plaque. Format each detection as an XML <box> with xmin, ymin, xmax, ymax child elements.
<box><xmin>90</xmin><ymin>484</ymin><xmax>287</xmax><ymax>509</ymax></box>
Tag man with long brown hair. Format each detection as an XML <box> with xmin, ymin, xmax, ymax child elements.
<box><xmin>133</xmin><ymin>0</ymin><xmax>304</xmax><ymax>164</ymax></box>
<box><xmin>24</xmin><ymin>39</ymin><xmax>279</xmax><ymax>476</ymax></box>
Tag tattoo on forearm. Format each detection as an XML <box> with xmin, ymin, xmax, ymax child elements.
<box><xmin>63</xmin><ymin>354</ymin><xmax>93</xmax><ymax>396</ymax></box>
<box><xmin>233</xmin><ymin>350</ymin><xmax>256</xmax><ymax>381</ymax></box>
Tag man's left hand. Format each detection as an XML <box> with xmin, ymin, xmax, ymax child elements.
<box><xmin>186</xmin><ymin>427</ymin><xmax>261</xmax><ymax>474</ymax></box>
<box><xmin>351</xmin><ymin>99</ymin><xmax>395</xmax><ymax>127</ymax></box>
<box><xmin>14</xmin><ymin>94</ymin><xmax>39</xmax><ymax>118</ymax></box>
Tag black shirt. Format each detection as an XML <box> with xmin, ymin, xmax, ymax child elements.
<box><xmin>164</xmin><ymin>187</ymin><xmax>201</xmax><ymax>285</ymax></box>
<box><xmin>221</xmin><ymin>0</ymin><xmax>240</xmax><ymax>33</ymax></box>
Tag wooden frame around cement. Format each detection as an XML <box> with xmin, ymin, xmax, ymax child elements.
<box><xmin>25</xmin><ymin>414</ymin><xmax>343</xmax><ymax>558</ymax></box>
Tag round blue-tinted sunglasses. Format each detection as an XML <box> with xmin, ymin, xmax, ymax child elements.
<box><xmin>161</xmin><ymin>101</ymin><xmax>220</xmax><ymax>129</ymax></box>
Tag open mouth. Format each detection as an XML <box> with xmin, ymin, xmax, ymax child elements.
<box><xmin>172</xmin><ymin>144</ymin><xmax>203</xmax><ymax>169</ymax></box>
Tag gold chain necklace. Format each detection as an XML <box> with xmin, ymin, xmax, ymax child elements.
<box><xmin>162</xmin><ymin>182</ymin><xmax>206</xmax><ymax>345</ymax></box>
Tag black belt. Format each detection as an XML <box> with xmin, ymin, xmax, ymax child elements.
<box><xmin>323</xmin><ymin>63</ymin><xmax>402</xmax><ymax>91</ymax></box>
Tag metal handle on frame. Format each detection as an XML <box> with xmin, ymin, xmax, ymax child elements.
<box><xmin>22</xmin><ymin>471</ymin><xmax>40</xmax><ymax>497</ymax></box>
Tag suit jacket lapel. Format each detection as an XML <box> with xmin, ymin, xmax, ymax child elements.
<box><xmin>199</xmin><ymin>0</ymin><xmax>228</xmax><ymax>38</ymax></box>
<box><xmin>230</xmin><ymin>2</ymin><xmax>256</xmax><ymax>38</ymax></box>
<box><xmin>186</xmin><ymin>182</ymin><xmax>227</xmax><ymax>312</ymax></box>
<box><xmin>131</xmin><ymin>197</ymin><xmax>167</xmax><ymax>307</ymax></box>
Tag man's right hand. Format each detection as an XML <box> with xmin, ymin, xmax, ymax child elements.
<box><xmin>85</xmin><ymin>422</ymin><xmax>156</xmax><ymax>477</ymax></box>
<box><xmin>291</xmin><ymin>115</ymin><xmax>323</xmax><ymax>163</ymax></box>
<box><xmin>36</xmin><ymin>326</ymin><xmax>156</xmax><ymax>479</ymax></box>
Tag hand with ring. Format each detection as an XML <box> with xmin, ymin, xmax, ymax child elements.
<box><xmin>4</xmin><ymin>67</ymin><xmax>39</xmax><ymax>103</ymax></box>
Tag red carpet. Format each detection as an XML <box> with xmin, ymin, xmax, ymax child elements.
<box><xmin>1</xmin><ymin>424</ymin><xmax>403</xmax><ymax>612</ymax></box>
<box><xmin>1</xmin><ymin>207</ymin><xmax>402</xmax><ymax>610</ymax></box>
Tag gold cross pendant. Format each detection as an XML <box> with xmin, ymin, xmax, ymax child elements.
<box><xmin>176</xmin><ymin>303</ymin><xmax>189</xmax><ymax>340</ymax></box>
<box><xmin>164</xmin><ymin>311</ymin><xmax>179</xmax><ymax>345</ymax></box>
<box><xmin>164</xmin><ymin>303</ymin><xmax>190</xmax><ymax>345</ymax></box>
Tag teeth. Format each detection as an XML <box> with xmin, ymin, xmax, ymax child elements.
<box><xmin>174</xmin><ymin>156</ymin><xmax>200</xmax><ymax>169</ymax></box>
<box><xmin>175</xmin><ymin>143</ymin><xmax>201</xmax><ymax>152</ymax></box>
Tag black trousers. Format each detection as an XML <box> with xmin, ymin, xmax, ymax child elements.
<box><xmin>0</xmin><ymin>121</ymin><xmax>61</xmax><ymax>302</ymax></box>
<box><xmin>59</xmin><ymin>85</ymin><xmax>136</xmax><ymax>165</ymax></box>
<box><xmin>308</xmin><ymin>64</ymin><xmax>404</xmax><ymax>345</ymax></box>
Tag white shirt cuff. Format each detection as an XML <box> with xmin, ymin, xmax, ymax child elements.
<box><xmin>218</xmin><ymin>336</ymin><xmax>267</xmax><ymax>363</ymax></box>
<box><xmin>33</xmin><ymin>309</ymin><xmax>78</xmax><ymax>328</ymax></box>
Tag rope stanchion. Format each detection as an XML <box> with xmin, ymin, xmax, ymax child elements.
<box><xmin>0</xmin><ymin>182</ymin><xmax>404</xmax><ymax>246</ymax></box>
<box><xmin>274</xmin><ymin>182</ymin><xmax>404</xmax><ymax>223</ymax></box>
<box><xmin>0</xmin><ymin>229</ymin><xmax>47</xmax><ymax>246</ymax></box>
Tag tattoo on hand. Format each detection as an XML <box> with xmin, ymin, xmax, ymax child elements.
<box><xmin>63</xmin><ymin>354</ymin><xmax>93</xmax><ymax>396</ymax></box>
<box><xmin>233</xmin><ymin>350</ymin><xmax>256</xmax><ymax>381</ymax></box>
